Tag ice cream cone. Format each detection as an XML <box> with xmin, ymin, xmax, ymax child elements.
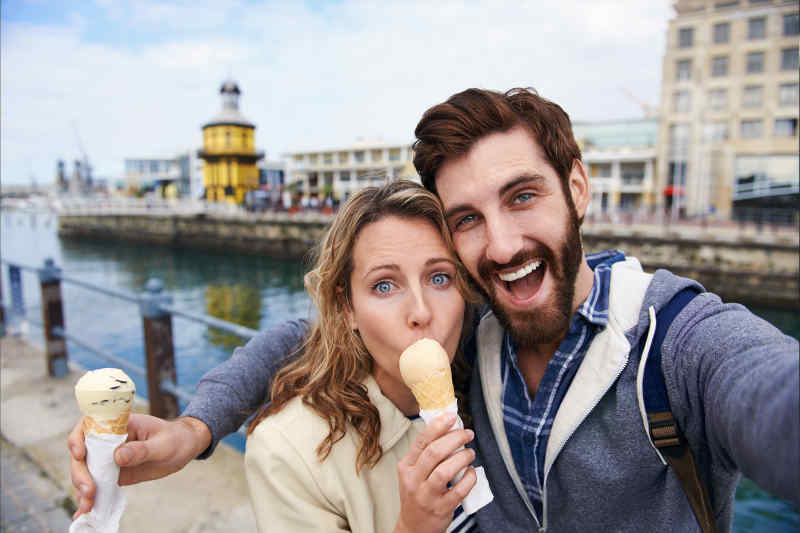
<box><xmin>75</xmin><ymin>368</ymin><xmax>135</xmax><ymax>436</ymax></box>
<box><xmin>399</xmin><ymin>338</ymin><xmax>455</xmax><ymax>411</ymax></box>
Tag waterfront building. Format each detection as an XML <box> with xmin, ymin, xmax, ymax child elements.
<box><xmin>573</xmin><ymin>119</ymin><xmax>658</xmax><ymax>217</ymax></box>
<box><xmin>659</xmin><ymin>0</ymin><xmax>799</xmax><ymax>220</ymax></box>
<box><xmin>283</xmin><ymin>141</ymin><xmax>418</xmax><ymax>202</ymax></box>
<box><xmin>124</xmin><ymin>150</ymin><xmax>202</xmax><ymax>198</ymax></box>
<box><xmin>198</xmin><ymin>80</ymin><xmax>264</xmax><ymax>205</ymax></box>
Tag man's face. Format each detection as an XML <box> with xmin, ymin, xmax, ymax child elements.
<box><xmin>436</xmin><ymin>126</ymin><xmax>589</xmax><ymax>348</ymax></box>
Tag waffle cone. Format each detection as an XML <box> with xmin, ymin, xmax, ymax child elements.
<box><xmin>408</xmin><ymin>369</ymin><xmax>456</xmax><ymax>411</ymax></box>
<box><xmin>82</xmin><ymin>410</ymin><xmax>131</xmax><ymax>437</ymax></box>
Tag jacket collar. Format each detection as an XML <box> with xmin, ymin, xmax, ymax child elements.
<box><xmin>364</xmin><ymin>374</ymin><xmax>418</xmax><ymax>450</ymax></box>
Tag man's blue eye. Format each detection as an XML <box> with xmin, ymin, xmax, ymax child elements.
<box><xmin>374</xmin><ymin>281</ymin><xmax>393</xmax><ymax>294</ymax></box>
<box><xmin>514</xmin><ymin>192</ymin><xmax>534</xmax><ymax>203</ymax></box>
<box><xmin>431</xmin><ymin>273</ymin><xmax>450</xmax><ymax>286</ymax></box>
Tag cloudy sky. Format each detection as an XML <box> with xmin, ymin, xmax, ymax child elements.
<box><xmin>1</xmin><ymin>0</ymin><xmax>674</xmax><ymax>186</ymax></box>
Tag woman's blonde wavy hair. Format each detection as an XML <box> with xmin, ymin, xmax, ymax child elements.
<box><xmin>246</xmin><ymin>180</ymin><xmax>477</xmax><ymax>474</ymax></box>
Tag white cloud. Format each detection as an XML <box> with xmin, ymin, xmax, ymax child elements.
<box><xmin>1</xmin><ymin>0</ymin><xmax>673</xmax><ymax>186</ymax></box>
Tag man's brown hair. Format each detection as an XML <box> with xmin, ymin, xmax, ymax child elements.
<box><xmin>413</xmin><ymin>87</ymin><xmax>582</xmax><ymax>197</ymax></box>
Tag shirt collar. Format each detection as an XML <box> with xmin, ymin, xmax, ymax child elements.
<box><xmin>575</xmin><ymin>249</ymin><xmax>626</xmax><ymax>327</ymax></box>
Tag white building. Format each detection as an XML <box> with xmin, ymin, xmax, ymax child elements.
<box><xmin>124</xmin><ymin>150</ymin><xmax>204</xmax><ymax>199</ymax></box>
<box><xmin>573</xmin><ymin>119</ymin><xmax>659</xmax><ymax>217</ymax></box>
<box><xmin>283</xmin><ymin>141</ymin><xmax>418</xmax><ymax>201</ymax></box>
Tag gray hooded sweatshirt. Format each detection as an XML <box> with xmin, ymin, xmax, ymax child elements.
<box><xmin>183</xmin><ymin>259</ymin><xmax>799</xmax><ymax>532</ymax></box>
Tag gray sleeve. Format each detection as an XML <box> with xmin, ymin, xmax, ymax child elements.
<box><xmin>663</xmin><ymin>293</ymin><xmax>799</xmax><ymax>504</ymax></box>
<box><xmin>182</xmin><ymin>318</ymin><xmax>311</xmax><ymax>458</ymax></box>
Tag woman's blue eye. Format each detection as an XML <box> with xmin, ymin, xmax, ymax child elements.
<box><xmin>374</xmin><ymin>281</ymin><xmax>393</xmax><ymax>294</ymax></box>
<box><xmin>431</xmin><ymin>273</ymin><xmax>450</xmax><ymax>286</ymax></box>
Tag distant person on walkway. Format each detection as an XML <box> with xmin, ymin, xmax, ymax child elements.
<box><xmin>70</xmin><ymin>88</ymin><xmax>800</xmax><ymax>532</ymax></box>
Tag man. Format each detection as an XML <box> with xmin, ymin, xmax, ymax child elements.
<box><xmin>70</xmin><ymin>88</ymin><xmax>799</xmax><ymax>531</ymax></box>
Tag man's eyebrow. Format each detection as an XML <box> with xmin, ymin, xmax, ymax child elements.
<box><xmin>499</xmin><ymin>174</ymin><xmax>545</xmax><ymax>197</ymax></box>
<box><xmin>444</xmin><ymin>174</ymin><xmax>546</xmax><ymax>220</ymax></box>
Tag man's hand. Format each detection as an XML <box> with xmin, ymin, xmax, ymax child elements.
<box><xmin>394</xmin><ymin>412</ymin><xmax>477</xmax><ymax>533</ymax></box>
<box><xmin>67</xmin><ymin>414</ymin><xmax>212</xmax><ymax>519</ymax></box>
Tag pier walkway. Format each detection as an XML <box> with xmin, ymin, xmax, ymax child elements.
<box><xmin>0</xmin><ymin>335</ymin><xmax>257</xmax><ymax>532</ymax></box>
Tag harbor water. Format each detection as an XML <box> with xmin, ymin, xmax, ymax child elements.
<box><xmin>1</xmin><ymin>210</ymin><xmax>797</xmax><ymax>532</ymax></box>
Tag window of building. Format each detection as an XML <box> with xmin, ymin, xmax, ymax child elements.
<box><xmin>667</xmin><ymin>161</ymin><xmax>687</xmax><ymax>186</ymax></box>
<box><xmin>323</xmin><ymin>153</ymin><xmax>333</xmax><ymax>165</ymax></box>
<box><xmin>673</xmin><ymin>90</ymin><xmax>691</xmax><ymax>112</ymax></box>
<box><xmin>676</xmin><ymin>59</ymin><xmax>692</xmax><ymax>81</ymax></box>
<box><xmin>339</xmin><ymin>170</ymin><xmax>351</xmax><ymax>181</ymax></box>
<box><xmin>748</xmin><ymin>17</ymin><xmax>766</xmax><ymax>39</ymax></box>
<box><xmin>389</xmin><ymin>148</ymin><xmax>401</xmax><ymax>161</ymax></box>
<box><xmin>709</xmin><ymin>88</ymin><xmax>728</xmax><ymax>110</ymax></box>
<box><xmin>354</xmin><ymin>151</ymin><xmax>365</xmax><ymax>163</ymax></box>
<box><xmin>779</xmin><ymin>82</ymin><xmax>799</xmax><ymax>106</ymax></box>
<box><xmin>357</xmin><ymin>169</ymin><xmax>370</xmax><ymax>180</ymax></box>
<box><xmin>591</xmin><ymin>163</ymin><xmax>612</xmax><ymax>178</ymax></box>
<box><xmin>669</xmin><ymin>123</ymin><xmax>691</xmax><ymax>159</ymax></box>
<box><xmin>775</xmin><ymin>118</ymin><xmax>798</xmax><ymax>137</ymax></box>
<box><xmin>371</xmin><ymin>149</ymin><xmax>383</xmax><ymax>162</ymax></box>
<box><xmin>225</xmin><ymin>131</ymin><xmax>231</xmax><ymax>147</ymax></box>
<box><xmin>338</xmin><ymin>152</ymin><xmax>349</xmax><ymax>164</ymax></box>
<box><xmin>742</xmin><ymin>85</ymin><xmax>763</xmax><ymax>108</ymax></box>
<box><xmin>679</xmin><ymin>27</ymin><xmax>694</xmax><ymax>48</ymax></box>
<box><xmin>308</xmin><ymin>172</ymin><xmax>319</xmax><ymax>187</ymax></box>
<box><xmin>746</xmin><ymin>51</ymin><xmax>765</xmax><ymax>73</ymax></box>
<box><xmin>713</xmin><ymin>22</ymin><xmax>730</xmax><ymax>43</ymax></box>
<box><xmin>323</xmin><ymin>171</ymin><xmax>334</xmax><ymax>185</ymax></box>
<box><xmin>309</xmin><ymin>153</ymin><xmax>318</xmax><ymax>164</ymax></box>
<box><xmin>714</xmin><ymin>1</ymin><xmax>739</xmax><ymax>9</ymax></box>
<box><xmin>705</xmin><ymin>121</ymin><xmax>730</xmax><ymax>141</ymax></box>
<box><xmin>621</xmin><ymin>162</ymin><xmax>645</xmax><ymax>185</ymax></box>
<box><xmin>781</xmin><ymin>47</ymin><xmax>799</xmax><ymax>71</ymax></box>
<box><xmin>711</xmin><ymin>55</ymin><xmax>728</xmax><ymax>77</ymax></box>
<box><xmin>784</xmin><ymin>13</ymin><xmax>800</xmax><ymax>36</ymax></box>
<box><xmin>393</xmin><ymin>166</ymin><xmax>405</xmax><ymax>178</ymax></box>
<box><xmin>740</xmin><ymin>119</ymin><xmax>763</xmax><ymax>138</ymax></box>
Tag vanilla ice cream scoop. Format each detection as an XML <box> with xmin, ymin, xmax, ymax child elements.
<box><xmin>75</xmin><ymin>368</ymin><xmax>135</xmax><ymax>436</ymax></box>
<box><xmin>399</xmin><ymin>338</ymin><xmax>455</xmax><ymax>411</ymax></box>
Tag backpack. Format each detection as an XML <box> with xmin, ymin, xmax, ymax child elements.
<box><xmin>643</xmin><ymin>287</ymin><xmax>716</xmax><ymax>533</ymax></box>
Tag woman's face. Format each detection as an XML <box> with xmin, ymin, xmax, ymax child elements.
<box><xmin>347</xmin><ymin>215</ymin><xmax>466</xmax><ymax>407</ymax></box>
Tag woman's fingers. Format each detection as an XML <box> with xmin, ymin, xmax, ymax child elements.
<box><xmin>401</xmin><ymin>412</ymin><xmax>456</xmax><ymax>468</ymax></box>
<box><xmin>414</xmin><ymin>428</ymin><xmax>474</xmax><ymax>482</ymax></box>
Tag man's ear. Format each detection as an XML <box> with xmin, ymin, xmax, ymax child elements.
<box><xmin>568</xmin><ymin>159</ymin><xmax>590</xmax><ymax>220</ymax></box>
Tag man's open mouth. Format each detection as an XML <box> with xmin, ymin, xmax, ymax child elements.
<box><xmin>495</xmin><ymin>259</ymin><xmax>546</xmax><ymax>302</ymax></box>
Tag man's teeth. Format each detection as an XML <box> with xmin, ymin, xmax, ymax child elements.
<box><xmin>498</xmin><ymin>261</ymin><xmax>542</xmax><ymax>282</ymax></box>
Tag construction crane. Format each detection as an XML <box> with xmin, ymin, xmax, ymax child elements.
<box><xmin>619</xmin><ymin>88</ymin><xmax>656</xmax><ymax>118</ymax></box>
<box><xmin>71</xmin><ymin>120</ymin><xmax>93</xmax><ymax>193</ymax></box>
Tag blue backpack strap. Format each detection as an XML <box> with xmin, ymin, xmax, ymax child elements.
<box><xmin>644</xmin><ymin>287</ymin><xmax>717</xmax><ymax>533</ymax></box>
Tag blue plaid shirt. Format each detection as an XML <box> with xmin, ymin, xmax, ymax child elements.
<box><xmin>500</xmin><ymin>249</ymin><xmax>626</xmax><ymax>520</ymax></box>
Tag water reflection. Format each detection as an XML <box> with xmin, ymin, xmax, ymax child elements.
<box><xmin>204</xmin><ymin>284</ymin><xmax>262</xmax><ymax>349</ymax></box>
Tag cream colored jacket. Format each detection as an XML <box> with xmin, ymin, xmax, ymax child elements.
<box><xmin>245</xmin><ymin>375</ymin><xmax>426</xmax><ymax>532</ymax></box>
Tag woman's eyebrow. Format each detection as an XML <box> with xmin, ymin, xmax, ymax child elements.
<box><xmin>362</xmin><ymin>264</ymin><xmax>399</xmax><ymax>279</ymax></box>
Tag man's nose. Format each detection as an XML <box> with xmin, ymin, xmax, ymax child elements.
<box><xmin>484</xmin><ymin>213</ymin><xmax>523</xmax><ymax>267</ymax></box>
<box><xmin>407</xmin><ymin>287</ymin><xmax>433</xmax><ymax>329</ymax></box>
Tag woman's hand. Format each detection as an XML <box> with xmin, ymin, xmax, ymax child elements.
<box><xmin>67</xmin><ymin>414</ymin><xmax>211</xmax><ymax>519</ymax></box>
<box><xmin>394</xmin><ymin>412</ymin><xmax>477</xmax><ymax>533</ymax></box>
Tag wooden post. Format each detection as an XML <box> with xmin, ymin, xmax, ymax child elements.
<box><xmin>39</xmin><ymin>258</ymin><xmax>68</xmax><ymax>377</ymax></box>
<box><xmin>140</xmin><ymin>278</ymin><xmax>178</xmax><ymax>419</ymax></box>
<box><xmin>0</xmin><ymin>272</ymin><xmax>5</xmax><ymax>337</ymax></box>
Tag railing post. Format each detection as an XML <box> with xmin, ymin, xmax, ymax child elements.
<box><xmin>139</xmin><ymin>278</ymin><xmax>178</xmax><ymax>419</ymax></box>
<box><xmin>0</xmin><ymin>272</ymin><xmax>5</xmax><ymax>337</ymax></box>
<box><xmin>39</xmin><ymin>258</ymin><xmax>68</xmax><ymax>377</ymax></box>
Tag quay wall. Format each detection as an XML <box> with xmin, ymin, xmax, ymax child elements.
<box><xmin>58</xmin><ymin>213</ymin><xmax>799</xmax><ymax>309</ymax></box>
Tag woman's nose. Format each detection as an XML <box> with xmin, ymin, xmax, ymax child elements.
<box><xmin>407</xmin><ymin>289</ymin><xmax>432</xmax><ymax>329</ymax></box>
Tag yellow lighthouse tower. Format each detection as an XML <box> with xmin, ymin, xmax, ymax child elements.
<box><xmin>199</xmin><ymin>79</ymin><xmax>263</xmax><ymax>204</ymax></box>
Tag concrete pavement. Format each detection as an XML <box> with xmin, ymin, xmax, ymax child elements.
<box><xmin>0</xmin><ymin>335</ymin><xmax>257</xmax><ymax>532</ymax></box>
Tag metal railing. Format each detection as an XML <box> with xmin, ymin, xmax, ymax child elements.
<box><xmin>0</xmin><ymin>257</ymin><xmax>258</xmax><ymax>423</ymax></box>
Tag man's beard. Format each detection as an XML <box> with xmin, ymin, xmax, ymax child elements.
<box><xmin>477</xmin><ymin>211</ymin><xmax>583</xmax><ymax>349</ymax></box>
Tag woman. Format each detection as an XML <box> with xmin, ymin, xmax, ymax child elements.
<box><xmin>245</xmin><ymin>180</ymin><xmax>480</xmax><ymax>533</ymax></box>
